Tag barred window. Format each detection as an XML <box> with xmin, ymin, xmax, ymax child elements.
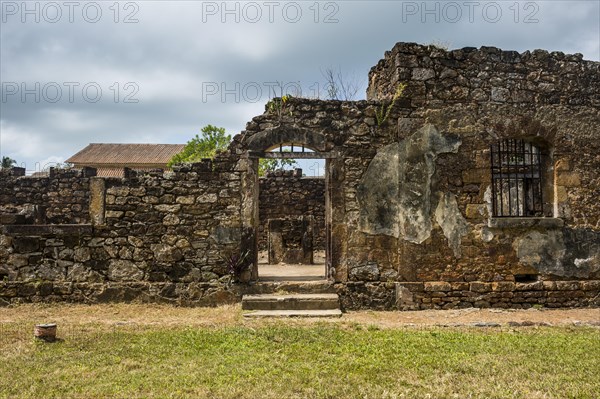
<box><xmin>490</xmin><ymin>139</ymin><xmax>545</xmax><ymax>217</ymax></box>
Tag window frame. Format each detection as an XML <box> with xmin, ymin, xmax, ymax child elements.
<box><xmin>490</xmin><ymin>139</ymin><xmax>546</xmax><ymax>218</ymax></box>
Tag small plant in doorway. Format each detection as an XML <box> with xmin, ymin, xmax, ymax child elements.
<box><xmin>223</xmin><ymin>249</ymin><xmax>251</xmax><ymax>285</ymax></box>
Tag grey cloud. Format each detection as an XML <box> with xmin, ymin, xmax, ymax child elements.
<box><xmin>1</xmin><ymin>1</ymin><xmax>598</xmax><ymax>171</ymax></box>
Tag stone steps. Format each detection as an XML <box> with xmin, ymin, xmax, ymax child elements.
<box><xmin>244</xmin><ymin>309</ymin><xmax>342</xmax><ymax>318</ymax></box>
<box><xmin>242</xmin><ymin>293</ymin><xmax>342</xmax><ymax>318</ymax></box>
<box><xmin>242</xmin><ymin>293</ymin><xmax>339</xmax><ymax>310</ymax></box>
<box><xmin>241</xmin><ymin>280</ymin><xmax>337</xmax><ymax>295</ymax></box>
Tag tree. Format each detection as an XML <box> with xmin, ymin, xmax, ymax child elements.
<box><xmin>1</xmin><ymin>156</ymin><xmax>16</xmax><ymax>169</ymax></box>
<box><xmin>258</xmin><ymin>158</ymin><xmax>298</xmax><ymax>177</ymax></box>
<box><xmin>168</xmin><ymin>125</ymin><xmax>231</xmax><ymax>167</ymax></box>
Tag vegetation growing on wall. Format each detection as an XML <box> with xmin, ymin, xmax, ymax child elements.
<box><xmin>266</xmin><ymin>95</ymin><xmax>293</xmax><ymax>121</ymax></box>
<box><xmin>375</xmin><ymin>83</ymin><xmax>406</xmax><ymax>126</ymax></box>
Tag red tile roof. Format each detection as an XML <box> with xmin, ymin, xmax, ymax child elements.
<box><xmin>95</xmin><ymin>167</ymin><xmax>163</xmax><ymax>178</ymax></box>
<box><xmin>66</xmin><ymin>143</ymin><xmax>185</xmax><ymax>166</ymax></box>
<box><xmin>95</xmin><ymin>168</ymin><xmax>128</xmax><ymax>178</ymax></box>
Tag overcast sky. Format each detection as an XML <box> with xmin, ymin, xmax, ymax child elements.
<box><xmin>1</xmin><ymin>0</ymin><xmax>598</xmax><ymax>174</ymax></box>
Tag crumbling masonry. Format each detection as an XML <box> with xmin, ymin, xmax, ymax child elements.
<box><xmin>1</xmin><ymin>43</ymin><xmax>599</xmax><ymax>310</ymax></box>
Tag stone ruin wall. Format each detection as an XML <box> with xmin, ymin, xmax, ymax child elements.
<box><xmin>1</xmin><ymin>43</ymin><xmax>599</xmax><ymax>310</ymax></box>
<box><xmin>378</xmin><ymin>44</ymin><xmax>600</xmax><ymax>310</ymax></box>
<box><xmin>240</xmin><ymin>43</ymin><xmax>600</xmax><ymax>310</ymax></box>
<box><xmin>267</xmin><ymin>217</ymin><xmax>314</xmax><ymax>265</ymax></box>
<box><xmin>0</xmin><ymin>157</ymin><xmax>248</xmax><ymax>306</ymax></box>
<box><xmin>0</xmin><ymin>167</ymin><xmax>96</xmax><ymax>225</ymax></box>
<box><xmin>258</xmin><ymin>170</ymin><xmax>325</xmax><ymax>251</ymax></box>
<box><xmin>367</xmin><ymin>42</ymin><xmax>599</xmax><ymax>107</ymax></box>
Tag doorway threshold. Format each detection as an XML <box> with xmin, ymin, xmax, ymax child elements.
<box><xmin>258</xmin><ymin>263</ymin><xmax>326</xmax><ymax>282</ymax></box>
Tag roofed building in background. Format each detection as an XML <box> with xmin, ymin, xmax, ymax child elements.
<box><xmin>66</xmin><ymin>143</ymin><xmax>185</xmax><ymax>177</ymax></box>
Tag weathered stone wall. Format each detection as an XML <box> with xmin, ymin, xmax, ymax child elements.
<box><xmin>236</xmin><ymin>43</ymin><xmax>600</xmax><ymax>310</ymax></box>
<box><xmin>0</xmin><ymin>157</ymin><xmax>248</xmax><ymax>305</ymax></box>
<box><xmin>0</xmin><ymin>167</ymin><xmax>96</xmax><ymax>225</ymax></box>
<box><xmin>268</xmin><ymin>216</ymin><xmax>314</xmax><ymax>264</ymax></box>
<box><xmin>367</xmin><ymin>42</ymin><xmax>600</xmax><ymax>107</ymax></box>
<box><xmin>258</xmin><ymin>170</ymin><xmax>325</xmax><ymax>251</ymax></box>
<box><xmin>394</xmin><ymin>280</ymin><xmax>600</xmax><ymax>310</ymax></box>
<box><xmin>100</xmin><ymin>158</ymin><xmax>243</xmax><ymax>283</ymax></box>
<box><xmin>1</xmin><ymin>43</ymin><xmax>599</xmax><ymax>310</ymax></box>
<box><xmin>335</xmin><ymin>280</ymin><xmax>600</xmax><ymax>311</ymax></box>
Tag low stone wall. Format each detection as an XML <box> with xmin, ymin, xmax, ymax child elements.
<box><xmin>336</xmin><ymin>280</ymin><xmax>600</xmax><ymax>311</ymax></box>
<box><xmin>0</xmin><ymin>225</ymin><xmax>94</xmax><ymax>283</ymax></box>
<box><xmin>3</xmin><ymin>278</ymin><xmax>599</xmax><ymax>311</ymax></box>
<box><xmin>0</xmin><ymin>167</ymin><xmax>96</xmax><ymax>224</ymax></box>
<box><xmin>268</xmin><ymin>216</ymin><xmax>314</xmax><ymax>264</ymax></box>
<box><xmin>399</xmin><ymin>280</ymin><xmax>600</xmax><ymax>310</ymax></box>
<box><xmin>0</xmin><ymin>158</ymin><xmax>245</xmax><ymax>293</ymax></box>
<box><xmin>100</xmin><ymin>159</ymin><xmax>243</xmax><ymax>284</ymax></box>
<box><xmin>0</xmin><ymin>281</ymin><xmax>240</xmax><ymax>307</ymax></box>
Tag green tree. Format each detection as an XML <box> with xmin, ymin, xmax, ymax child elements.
<box><xmin>258</xmin><ymin>158</ymin><xmax>298</xmax><ymax>177</ymax></box>
<box><xmin>1</xmin><ymin>156</ymin><xmax>16</xmax><ymax>169</ymax></box>
<box><xmin>168</xmin><ymin>125</ymin><xmax>231</xmax><ymax>167</ymax></box>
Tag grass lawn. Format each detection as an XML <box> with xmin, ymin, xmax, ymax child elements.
<box><xmin>1</xmin><ymin>305</ymin><xmax>599</xmax><ymax>398</ymax></box>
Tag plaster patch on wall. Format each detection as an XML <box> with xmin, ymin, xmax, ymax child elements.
<box><xmin>575</xmin><ymin>257</ymin><xmax>594</xmax><ymax>267</ymax></box>
<box><xmin>435</xmin><ymin>192</ymin><xmax>470</xmax><ymax>257</ymax></box>
<box><xmin>358</xmin><ymin>124</ymin><xmax>461</xmax><ymax>243</ymax></box>
<box><xmin>357</xmin><ymin>143</ymin><xmax>401</xmax><ymax>237</ymax></box>
<box><xmin>395</xmin><ymin>283</ymin><xmax>416</xmax><ymax>309</ymax></box>
<box><xmin>562</xmin><ymin>228</ymin><xmax>600</xmax><ymax>278</ymax></box>
<box><xmin>212</xmin><ymin>225</ymin><xmax>241</xmax><ymax>244</ymax></box>
<box><xmin>514</xmin><ymin>228</ymin><xmax>600</xmax><ymax>278</ymax></box>
<box><xmin>571</xmin><ymin>256</ymin><xmax>600</xmax><ymax>277</ymax></box>
<box><xmin>479</xmin><ymin>226</ymin><xmax>494</xmax><ymax>243</ymax></box>
<box><xmin>483</xmin><ymin>185</ymin><xmax>493</xmax><ymax>217</ymax></box>
<box><xmin>513</xmin><ymin>230</ymin><xmax>566</xmax><ymax>275</ymax></box>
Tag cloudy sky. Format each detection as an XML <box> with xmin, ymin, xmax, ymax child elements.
<box><xmin>1</xmin><ymin>0</ymin><xmax>598</xmax><ymax>174</ymax></box>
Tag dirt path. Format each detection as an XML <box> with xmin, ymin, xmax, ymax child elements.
<box><xmin>345</xmin><ymin>307</ymin><xmax>600</xmax><ymax>328</ymax></box>
<box><xmin>1</xmin><ymin>304</ymin><xmax>598</xmax><ymax>328</ymax></box>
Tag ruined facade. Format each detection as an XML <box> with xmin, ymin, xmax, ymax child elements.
<box><xmin>1</xmin><ymin>43</ymin><xmax>599</xmax><ymax>310</ymax></box>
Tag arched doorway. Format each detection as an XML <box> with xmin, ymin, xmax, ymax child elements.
<box><xmin>241</xmin><ymin>127</ymin><xmax>337</xmax><ymax>282</ymax></box>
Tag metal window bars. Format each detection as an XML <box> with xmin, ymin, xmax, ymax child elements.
<box><xmin>490</xmin><ymin>139</ymin><xmax>544</xmax><ymax>217</ymax></box>
<box><xmin>275</xmin><ymin>143</ymin><xmax>308</xmax><ymax>153</ymax></box>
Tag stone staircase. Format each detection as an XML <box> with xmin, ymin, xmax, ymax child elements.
<box><xmin>242</xmin><ymin>292</ymin><xmax>342</xmax><ymax>318</ymax></box>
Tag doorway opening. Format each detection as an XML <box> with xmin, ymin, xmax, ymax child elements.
<box><xmin>255</xmin><ymin>144</ymin><xmax>330</xmax><ymax>282</ymax></box>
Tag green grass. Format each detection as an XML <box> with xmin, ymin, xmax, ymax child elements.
<box><xmin>1</xmin><ymin>323</ymin><xmax>599</xmax><ymax>399</ymax></box>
